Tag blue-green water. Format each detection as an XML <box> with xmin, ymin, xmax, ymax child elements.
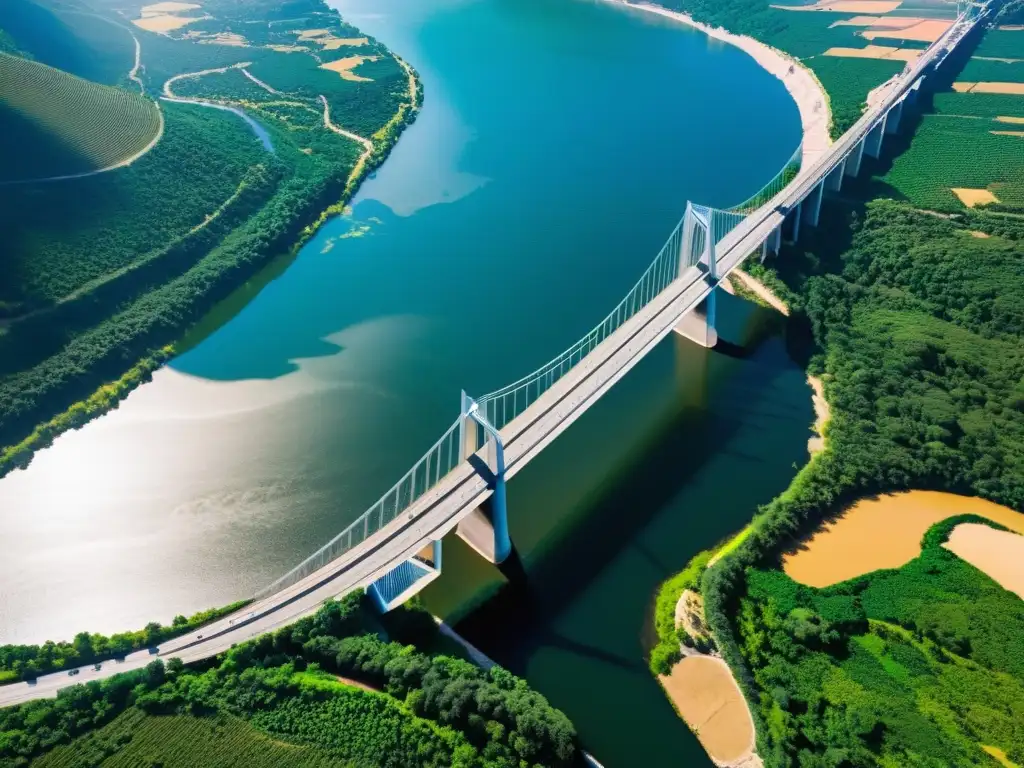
<box><xmin>0</xmin><ymin>0</ymin><xmax>810</xmax><ymax>762</ymax></box>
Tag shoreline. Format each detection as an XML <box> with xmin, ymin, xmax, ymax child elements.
<box><xmin>0</xmin><ymin>53</ymin><xmax>422</xmax><ymax>482</ymax></box>
<box><xmin>609</xmin><ymin>0</ymin><xmax>831</xmax><ymax>168</ymax></box>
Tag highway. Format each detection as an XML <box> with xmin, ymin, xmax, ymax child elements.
<box><xmin>0</xmin><ymin>3</ymin><xmax>985</xmax><ymax>710</ymax></box>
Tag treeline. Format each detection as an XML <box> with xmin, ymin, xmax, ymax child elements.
<box><xmin>0</xmin><ymin>601</ymin><xmax>248</xmax><ymax>685</ymax></box>
<box><xmin>733</xmin><ymin>516</ymin><xmax>1024</xmax><ymax>766</ymax></box>
<box><xmin>695</xmin><ymin>193</ymin><xmax>1024</xmax><ymax>765</ymax></box>
<box><xmin>0</xmin><ymin>594</ymin><xmax>580</xmax><ymax>768</ymax></box>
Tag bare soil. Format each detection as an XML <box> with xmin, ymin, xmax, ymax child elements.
<box><xmin>944</xmin><ymin>523</ymin><xmax>1024</xmax><ymax>599</ymax></box>
<box><xmin>783</xmin><ymin>491</ymin><xmax>1024</xmax><ymax>587</ymax></box>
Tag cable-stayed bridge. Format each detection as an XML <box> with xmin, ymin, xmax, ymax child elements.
<box><xmin>0</xmin><ymin>0</ymin><xmax>987</xmax><ymax>708</ymax></box>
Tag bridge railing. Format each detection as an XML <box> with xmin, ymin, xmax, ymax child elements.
<box><xmin>476</xmin><ymin>213</ymin><xmax>689</xmax><ymax>431</ymax></box>
<box><xmin>253</xmin><ymin>415</ymin><xmax>465</xmax><ymax>601</ymax></box>
<box><xmin>253</xmin><ymin>136</ymin><xmax>806</xmax><ymax>601</ymax></box>
<box><xmin>725</xmin><ymin>143</ymin><xmax>802</xmax><ymax>215</ymax></box>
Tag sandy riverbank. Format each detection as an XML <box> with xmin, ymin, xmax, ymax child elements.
<box><xmin>610</xmin><ymin>1</ymin><xmax>831</xmax><ymax>167</ymax></box>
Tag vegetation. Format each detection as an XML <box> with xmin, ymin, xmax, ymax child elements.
<box><xmin>0</xmin><ymin>601</ymin><xmax>249</xmax><ymax>685</ymax></box>
<box><xmin>0</xmin><ymin>51</ymin><xmax>161</xmax><ymax>182</ymax></box>
<box><xmin>737</xmin><ymin>518</ymin><xmax>1024</xmax><ymax>767</ymax></box>
<box><xmin>879</xmin><ymin>114</ymin><xmax>1024</xmax><ymax>211</ymax></box>
<box><xmin>878</xmin><ymin>23</ymin><xmax>1024</xmax><ymax>214</ymax></box>
<box><xmin>34</xmin><ymin>710</ymin><xmax>359</xmax><ymax>768</ymax></box>
<box><xmin>657</xmin><ymin>0</ymin><xmax>932</xmax><ymax>137</ymax></box>
<box><xmin>0</xmin><ymin>0</ymin><xmax>419</xmax><ymax>478</ymax></box>
<box><xmin>0</xmin><ymin>0</ymin><xmax>136</xmax><ymax>86</ymax></box>
<box><xmin>649</xmin><ymin>549</ymin><xmax>715</xmax><ymax>675</ymax></box>
<box><xmin>0</xmin><ymin>594</ymin><xmax>580</xmax><ymax>768</ymax></box>
<box><xmin>650</xmin><ymin>18</ymin><xmax>1024</xmax><ymax>767</ymax></box>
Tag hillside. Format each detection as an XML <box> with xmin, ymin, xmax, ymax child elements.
<box><xmin>0</xmin><ymin>51</ymin><xmax>162</xmax><ymax>182</ymax></box>
<box><xmin>0</xmin><ymin>0</ymin><xmax>419</xmax><ymax>478</ymax></box>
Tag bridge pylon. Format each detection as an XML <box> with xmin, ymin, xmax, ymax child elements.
<box><xmin>673</xmin><ymin>203</ymin><xmax>718</xmax><ymax>348</ymax></box>
<box><xmin>455</xmin><ymin>392</ymin><xmax>513</xmax><ymax>564</ymax></box>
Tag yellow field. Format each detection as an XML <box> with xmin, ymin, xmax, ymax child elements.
<box><xmin>952</xmin><ymin>187</ymin><xmax>999</xmax><ymax>206</ymax></box>
<box><xmin>944</xmin><ymin>524</ymin><xmax>1024</xmax><ymax>599</ymax></box>
<box><xmin>320</xmin><ymin>56</ymin><xmax>378</xmax><ymax>82</ymax></box>
<box><xmin>824</xmin><ymin>45</ymin><xmax>919</xmax><ymax>60</ymax></box>
<box><xmin>783</xmin><ymin>491</ymin><xmax>1024</xmax><ymax>587</ymax></box>
<box><xmin>863</xmin><ymin>19</ymin><xmax>951</xmax><ymax>42</ymax></box>
<box><xmin>954</xmin><ymin>82</ymin><xmax>1024</xmax><ymax>94</ymax></box>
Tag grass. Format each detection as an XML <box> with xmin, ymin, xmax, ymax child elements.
<box><xmin>0</xmin><ymin>51</ymin><xmax>161</xmax><ymax>183</ymax></box>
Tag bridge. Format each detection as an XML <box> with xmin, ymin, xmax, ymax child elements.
<box><xmin>0</xmin><ymin>1</ymin><xmax>987</xmax><ymax>708</ymax></box>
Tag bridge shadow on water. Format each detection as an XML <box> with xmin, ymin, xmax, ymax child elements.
<box><xmin>449</xmin><ymin>295</ymin><xmax>813</xmax><ymax>766</ymax></box>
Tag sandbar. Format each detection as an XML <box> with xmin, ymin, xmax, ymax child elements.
<box><xmin>660</xmin><ymin>656</ymin><xmax>757</xmax><ymax>766</ymax></box>
<box><xmin>824</xmin><ymin>45</ymin><xmax>919</xmax><ymax>61</ymax></box>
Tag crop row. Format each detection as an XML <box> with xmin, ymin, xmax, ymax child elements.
<box><xmin>0</xmin><ymin>52</ymin><xmax>161</xmax><ymax>181</ymax></box>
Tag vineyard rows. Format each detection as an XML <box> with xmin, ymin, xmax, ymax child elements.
<box><xmin>0</xmin><ymin>51</ymin><xmax>161</xmax><ymax>182</ymax></box>
<box><xmin>35</xmin><ymin>710</ymin><xmax>349</xmax><ymax>767</ymax></box>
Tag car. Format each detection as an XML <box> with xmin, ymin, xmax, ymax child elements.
<box><xmin>68</xmin><ymin>669</ymin><xmax>80</xmax><ymax>676</ymax></box>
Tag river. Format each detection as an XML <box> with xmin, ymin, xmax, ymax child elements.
<box><xmin>0</xmin><ymin>0</ymin><xmax>809</xmax><ymax>762</ymax></box>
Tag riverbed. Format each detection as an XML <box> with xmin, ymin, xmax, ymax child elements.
<box><xmin>1</xmin><ymin>0</ymin><xmax>808</xmax><ymax>762</ymax></box>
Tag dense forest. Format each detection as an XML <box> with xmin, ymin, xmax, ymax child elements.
<box><xmin>647</xmin><ymin>14</ymin><xmax>1024</xmax><ymax>768</ymax></box>
<box><xmin>0</xmin><ymin>595</ymin><xmax>580</xmax><ymax>768</ymax></box>
<box><xmin>0</xmin><ymin>0</ymin><xmax>419</xmax><ymax>478</ymax></box>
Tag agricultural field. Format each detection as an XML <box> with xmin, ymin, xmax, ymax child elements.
<box><xmin>879</xmin><ymin>112</ymin><xmax>1024</xmax><ymax>210</ymax></box>
<box><xmin>879</xmin><ymin>22</ymin><xmax>1024</xmax><ymax>213</ymax></box>
<box><xmin>0</xmin><ymin>0</ymin><xmax>136</xmax><ymax>85</ymax></box>
<box><xmin>973</xmin><ymin>27</ymin><xmax>1024</xmax><ymax>58</ymax></box>
<box><xmin>0</xmin><ymin>51</ymin><xmax>161</xmax><ymax>182</ymax></box>
<box><xmin>661</xmin><ymin>0</ymin><xmax>959</xmax><ymax>137</ymax></box>
<box><xmin>34</xmin><ymin>710</ymin><xmax>351</xmax><ymax>768</ymax></box>
<box><xmin>0</xmin><ymin>101</ymin><xmax>267</xmax><ymax>313</ymax></box>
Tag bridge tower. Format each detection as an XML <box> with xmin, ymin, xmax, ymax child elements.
<box><xmin>673</xmin><ymin>203</ymin><xmax>719</xmax><ymax>348</ymax></box>
<box><xmin>455</xmin><ymin>392</ymin><xmax>513</xmax><ymax>564</ymax></box>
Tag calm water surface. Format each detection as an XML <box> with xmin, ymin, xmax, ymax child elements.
<box><xmin>1</xmin><ymin>0</ymin><xmax>807</xmax><ymax>762</ymax></box>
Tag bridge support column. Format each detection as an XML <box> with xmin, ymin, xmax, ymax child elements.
<box><xmin>845</xmin><ymin>139</ymin><xmax>865</xmax><ymax>178</ymax></box>
<box><xmin>805</xmin><ymin>181</ymin><xmax>824</xmax><ymax>228</ymax></box>
<box><xmin>367</xmin><ymin>540</ymin><xmax>442</xmax><ymax>613</ymax></box>
<box><xmin>826</xmin><ymin>159</ymin><xmax>845</xmax><ymax>192</ymax></box>
<box><xmin>865</xmin><ymin>115</ymin><xmax>887</xmax><ymax>159</ymax></box>
<box><xmin>907</xmin><ymin>76</ymin><xmax>924</xmax><ymax>106</ymax></box>
<box><xmin>673</xmin><ymin>290</ymin><xmax>718</xmax><ymax>348</ymax></box>
<box><xmin>456</xmin><ymin>396</ymin><xmax>512</xmax><ymax>564</ymax></box>
<box><xmin>885</xmin><ymin>99</ymin><xmax>904</xmax><ymax>134</ymax></box>
<box><xmin>674</xmin><ymin>205</ymin><xmax>718</xmax><ymax>348</ymax></box>
<box><xmin>783</xmin><ymin>201</ymin><xmax>802</xmax><ymax>244</ymax></box>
